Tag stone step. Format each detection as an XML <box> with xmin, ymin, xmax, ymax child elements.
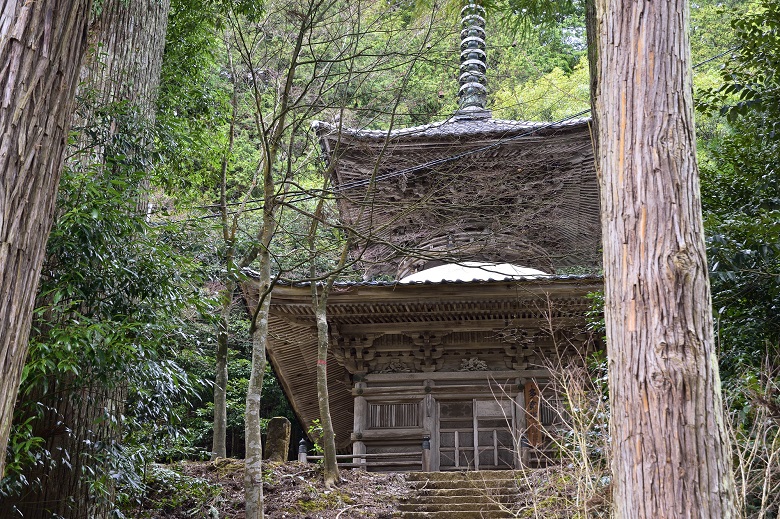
<box><xmin>398</xmin><ymin>470</ymin><xmax>523</xmax><ymax>519</ymax></box>
<box><xmin>401</xmin><ymin>495</ymin><xmax>515</xmax><ymax>506</ymax></box>
<box><xmin>410</xmin><ymin>479</ymin><xmax>519</xmax><ymax>491</ymax></box>
<box><xmin>398</xmin><ymin>502</ymin><xmax>508</xmax><ymax>513</ymax></box>
<box><xmin>406</xmin><ymin>471</ymin><xmax>521</xmax><ymax>482</ymax></box>
<box><xmin>404</xmin><ymin>489</ymin><xmax>518</xmax><ymax>500</ymax></box>
<box><xmin>394</xmin><ymin>511</ymin><xmax>515</xmax><ymax>518</ymax></box>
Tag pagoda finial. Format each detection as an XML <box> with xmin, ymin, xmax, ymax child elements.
<box><xmin>458</xmin><ymin>2</ymin><xmax>488</xmax><ymax>116</ymax></box>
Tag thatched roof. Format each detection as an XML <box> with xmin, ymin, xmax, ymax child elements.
<box><xmin>314</xmin><ymin>112</ymin><xmax>601</xmax><ymax>279</ymax></box>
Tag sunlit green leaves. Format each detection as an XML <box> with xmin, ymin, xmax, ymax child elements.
<box><xmin>493</xmin><ymin>55</ymin><xmax>588</xmax><ymax>120</ymax></box>
<box><xmin>697</xmin><ymin>0</ymin><xmax>780</xmax><ymax>137</ymax></box>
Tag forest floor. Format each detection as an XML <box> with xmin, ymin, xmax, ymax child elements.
<box><xmin>132</xmin><ymin>459</ymin><xmax>612</xmax><ymax>518</ymax></box>
<box><xmin>133</xmin><ymin>458</ymin><xmax>411</xmax><ymax>518</ymax></box>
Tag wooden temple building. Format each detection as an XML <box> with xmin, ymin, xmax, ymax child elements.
<box><xmin>244</xmin><ymin>4</ymin><xmax>602</xmax><ymax>471</ymax></box>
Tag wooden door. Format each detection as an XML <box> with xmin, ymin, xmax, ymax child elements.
<box><xmin>474</xmin><ymin>399</ymin><xmax>515</xmax><ymax>470</ymax></box>
<box><xmin>438</xmin><ymin>399</ymin><xmax>516</xmax><ymax>470</ymax></box>
<box><xmin>438</xmin><ymin>400</ymin><xmax>475</xmax><ymax>469</ymax></box>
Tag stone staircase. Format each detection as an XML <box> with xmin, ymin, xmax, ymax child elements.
<box><xmin>396</xmin><ymin>471</ymin><xmax>521</xmax><ymax>518</ymax></box>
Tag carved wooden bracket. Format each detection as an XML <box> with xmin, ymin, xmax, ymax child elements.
<box><xmin>331</xmin><ymin>332</ymin><xmax>383</xmax><ymax>375</ymax></box>
<box><xmin>524</xmin><ymin>380</ymin><xmax>542</xmax><ymax>447</ymax></box>
<box><xmin>501</xmin><ymin>328</ymin><xmax>541</xmax><ymax>370</ymax></box>
<box><xmin>405</xmin><ymin>331</ymin><xmax>450</xmax><ymax>372</ymax></box>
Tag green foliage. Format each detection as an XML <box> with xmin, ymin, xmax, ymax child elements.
<box><xmin>119</xmin><ymin>464</ymin><xmax>222</xmax><ymax>518</ymax></box>
<box><xmin>307</xmin><ymin>419</ymin><xmax>325</xmax><ymax>456</ymax></box>
<box><xmin>1</xmin><ymin>98</ymin><xmax>211</xmax><ymax>507</ymax></box>
<box><xmin>697</xmin><ymin>0</ymin><xmax>780</xmax><ymax>135</ymax></box>
<box><xmin>170</xmin><ymin>306</ymin><xmax>297</xmax><ymax>458</ymax></box>
<box><xmin>493</xmin><ymin>0</ymin><xmax>582</xmax><ymax>34</ymax></box>
<box><xmin>154</xmin><ymin>0</ymin><xmax>232</xmax><ymax>203</ymax></box>
<box><xmin>0</xmin><ymin>417</ymin><xmax>46</xmax><ymax>497</ymax></box>
<box><xmin>585</xmin><ymin>291</ymin><xmax>605</xmax><ymax>340</ymax></box>
<box><xmin>695</xmin><ymin>0</ymin><xmax>780</xmax><ymax>374</ymax></box>
<box><xmin>493</xmin><ymin>55</ymin><xmax>589</xmax><ymax>120</ymax></box>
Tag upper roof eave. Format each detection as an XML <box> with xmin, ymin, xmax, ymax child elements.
<box><xmin>311</xmin><ymin>115</ymin><xmax>592</xmax><ymax>143</ymax></box>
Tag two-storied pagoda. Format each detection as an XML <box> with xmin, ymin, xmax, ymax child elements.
<box><xmin>244</xmin><ymin>3</ymin><xmax>602</xmax><ymax>471</ymax></box>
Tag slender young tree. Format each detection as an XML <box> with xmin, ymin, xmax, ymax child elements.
<box><xmin>593</xmin><ymin>0</ymin><xmax>737</xmax><ymax>516</ymax></box>
<box><xmin>229</xmin><ymin>5</ymin><xmax>308</xmax><ymax>514</ymax></box>
<box><xmin>305</xmin><ymin>186</ymin><xmax>350</xmax><ymax>488</ymax></box>
<box><xmin>212</xmin><ymin>38</ymin><xmax>241</xmax><ymax>460</ymax></box>
<box><xmin>225</xmin><ymin>0</ymin><xmax>451</xmax><ymax>511</ymax></box>
<box><xmin>0</xmin><ymin>0</ymin><xmax>92</xmax><ymax>478</ymax></box>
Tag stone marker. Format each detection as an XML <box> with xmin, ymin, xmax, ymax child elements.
<box><xmin>265</xmin><ymin>416</ymin><xmax>291</xmax><ymax>462</ymax></box>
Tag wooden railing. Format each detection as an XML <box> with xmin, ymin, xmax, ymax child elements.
<box><xmin>298</xmin><ymin>437</ymin><xmax>431</xmax><ymax>471</ymax></box>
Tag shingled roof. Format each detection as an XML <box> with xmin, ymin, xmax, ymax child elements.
<box><xmin>312</xmin><ymin>111</ymin><xmax>590</xmax><ymax>141</ymax></box>
<box><xmin>313</xmin><ymin>112</ymin><xmax>601</xmax><ymax>278</ymax></box>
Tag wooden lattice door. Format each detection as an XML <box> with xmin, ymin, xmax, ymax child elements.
<box><xmin>438</xmin><ymin>399</ymin><xmax>516</xmax><ymax>470</ymax></box>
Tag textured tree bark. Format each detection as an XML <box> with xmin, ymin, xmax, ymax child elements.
<box><xmin>313</xmin><ymin>291</ymin><xmax>341</xmax><ymax>488</ymax></box>
<box><xmin>74</xmin><ymin>0</ymin><xmax>170</xmax><ymax>213</ymax></box>
<box><xmin>245</xmin><ymin>256</ymin><xmax>272</xmax><ymax>519</ymax></box>
<box><xmin>593</xmin><ymin>0</ymin><xmax>737</xmax><ymax>517</ymax></box>
<box><xmin>306</xmin><ymin>179</ymin><xmax>348</xmax><ymax>488</ymax></box>
<box><xmin>4</xmin><ymin>0</ymin><xmax>171</xmax><ymax>515</ymax></box>
<box><xmin>1</xmin><ymin>379</ymin><xmax>128</xmax><ymax>518</ymax></box>
<box><xmin>212</xmin><ymin>281</ymin><xmax>233</xmax><ymax>460</ymax></box>
<box><xmin>585</xmin><ymin>0</ymin><xmax>599</xmax><ymax>148</ymax></box>
<box><xmin>240</xmin><ymin>6</ymin><xmax>307</xmax><ymax>513</ymax></box>
<box><xmin>0</xmin><ymin>0</ymin><xmax>91</xmax><ymax>478</ymax></box>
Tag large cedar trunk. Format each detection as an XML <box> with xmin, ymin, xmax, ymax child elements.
<box><xmin>1</xmin><ymin>380</ymin><xmax>127</xmax><ymax>518</ymax></box>
<box><xmin>4</xmin><ymin>0</ymin><xmax>171</xmax><ymax>515</ymax></box>
<box><xmin>74</xmin><ymin>0</ymin><xmax>170</xmax><ymax>213</ymax></box>
<box><xmin>593</xmin><ymin>0</ymin><xmax>737</xmax><ymax>516</ymax></box>
<box><xmin>0</xmin><ymin>0</ymin><xmax>92</xmax><ymax>478</ymax></box>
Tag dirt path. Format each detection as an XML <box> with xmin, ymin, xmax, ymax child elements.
<box><xmin>134</xmin><ymin>459</ymin><xmax>410</xmax><ymax>518</ymax></box>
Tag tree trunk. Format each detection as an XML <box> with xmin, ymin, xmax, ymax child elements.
<box><xmin>593</xmin><ymin>0</ymin><xmax>737</xmax><ymax>517</ymax></box>
<box><xmin>306</xmin><ymin>191</ymin><xmax>347</xmax><ymax>488</ymax></box>
<box><xmin>212</xmin><ymin>280</ymin><xmax>234</xmax><ymax>460</ymax></box>
<box><xmin>238</xmin><ymin>7</ymin><xmax>306</xmax><ymax>514</ymax></box>
<box><xmin>244</xmin><ymin>257</ymin><xmax>272</xmax><ymax>519</ymax></box>
<box><xmin>313</xmin><ymin>290</ymin><xmax>341</xmax><ymax>488</ymax></box>
<box><xmin>214</xmin><ymin>68</ymin><xmax>239</xmax><ymax>460</ymax></box>
<box><xmin>1</xmin><ymin>379</ymin><xmax>127</xmax><ymax>517</ymax></box>
<box><xmin>585</xmin><ymin>0</ymin><xmax>599</xmax><ymax>145</ymax></box>
<box><xmin>5</xmin><ymin>0</ymin><xmax>171</xmax><ymax>514</ymax></box>
<box><xmin>0</xmin><ymin>0</ymin><xmax>92</xmax><ymax>478</ymax></box>
<box><xmin>74</xmin><ymin>0</ymin><xmax>170</xmax><ymax>213</ymax></box>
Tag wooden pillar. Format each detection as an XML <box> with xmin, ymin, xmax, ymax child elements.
<box><xmin>353</xmin><ymin>391</ymin><xmax>367</xmax><ymax>467</ymax></box>
<box><xmin>422</xmin><ymin>382</ymin><xmax>439</xmax><ymax>471</ymax></box>
<box><xmin>524</xmin><ymin>380</ymin><xmax>542</xmax><ymax>447</ymax></box>
<box><xmin>472</xmin><ymin>400</ymin><xmax>480</xmax><ymax>471</ymax></box>
<box><xmin>515</xmin><ymin>383</ymin><xmax>526</xmax><ymax>468</ymax></box>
